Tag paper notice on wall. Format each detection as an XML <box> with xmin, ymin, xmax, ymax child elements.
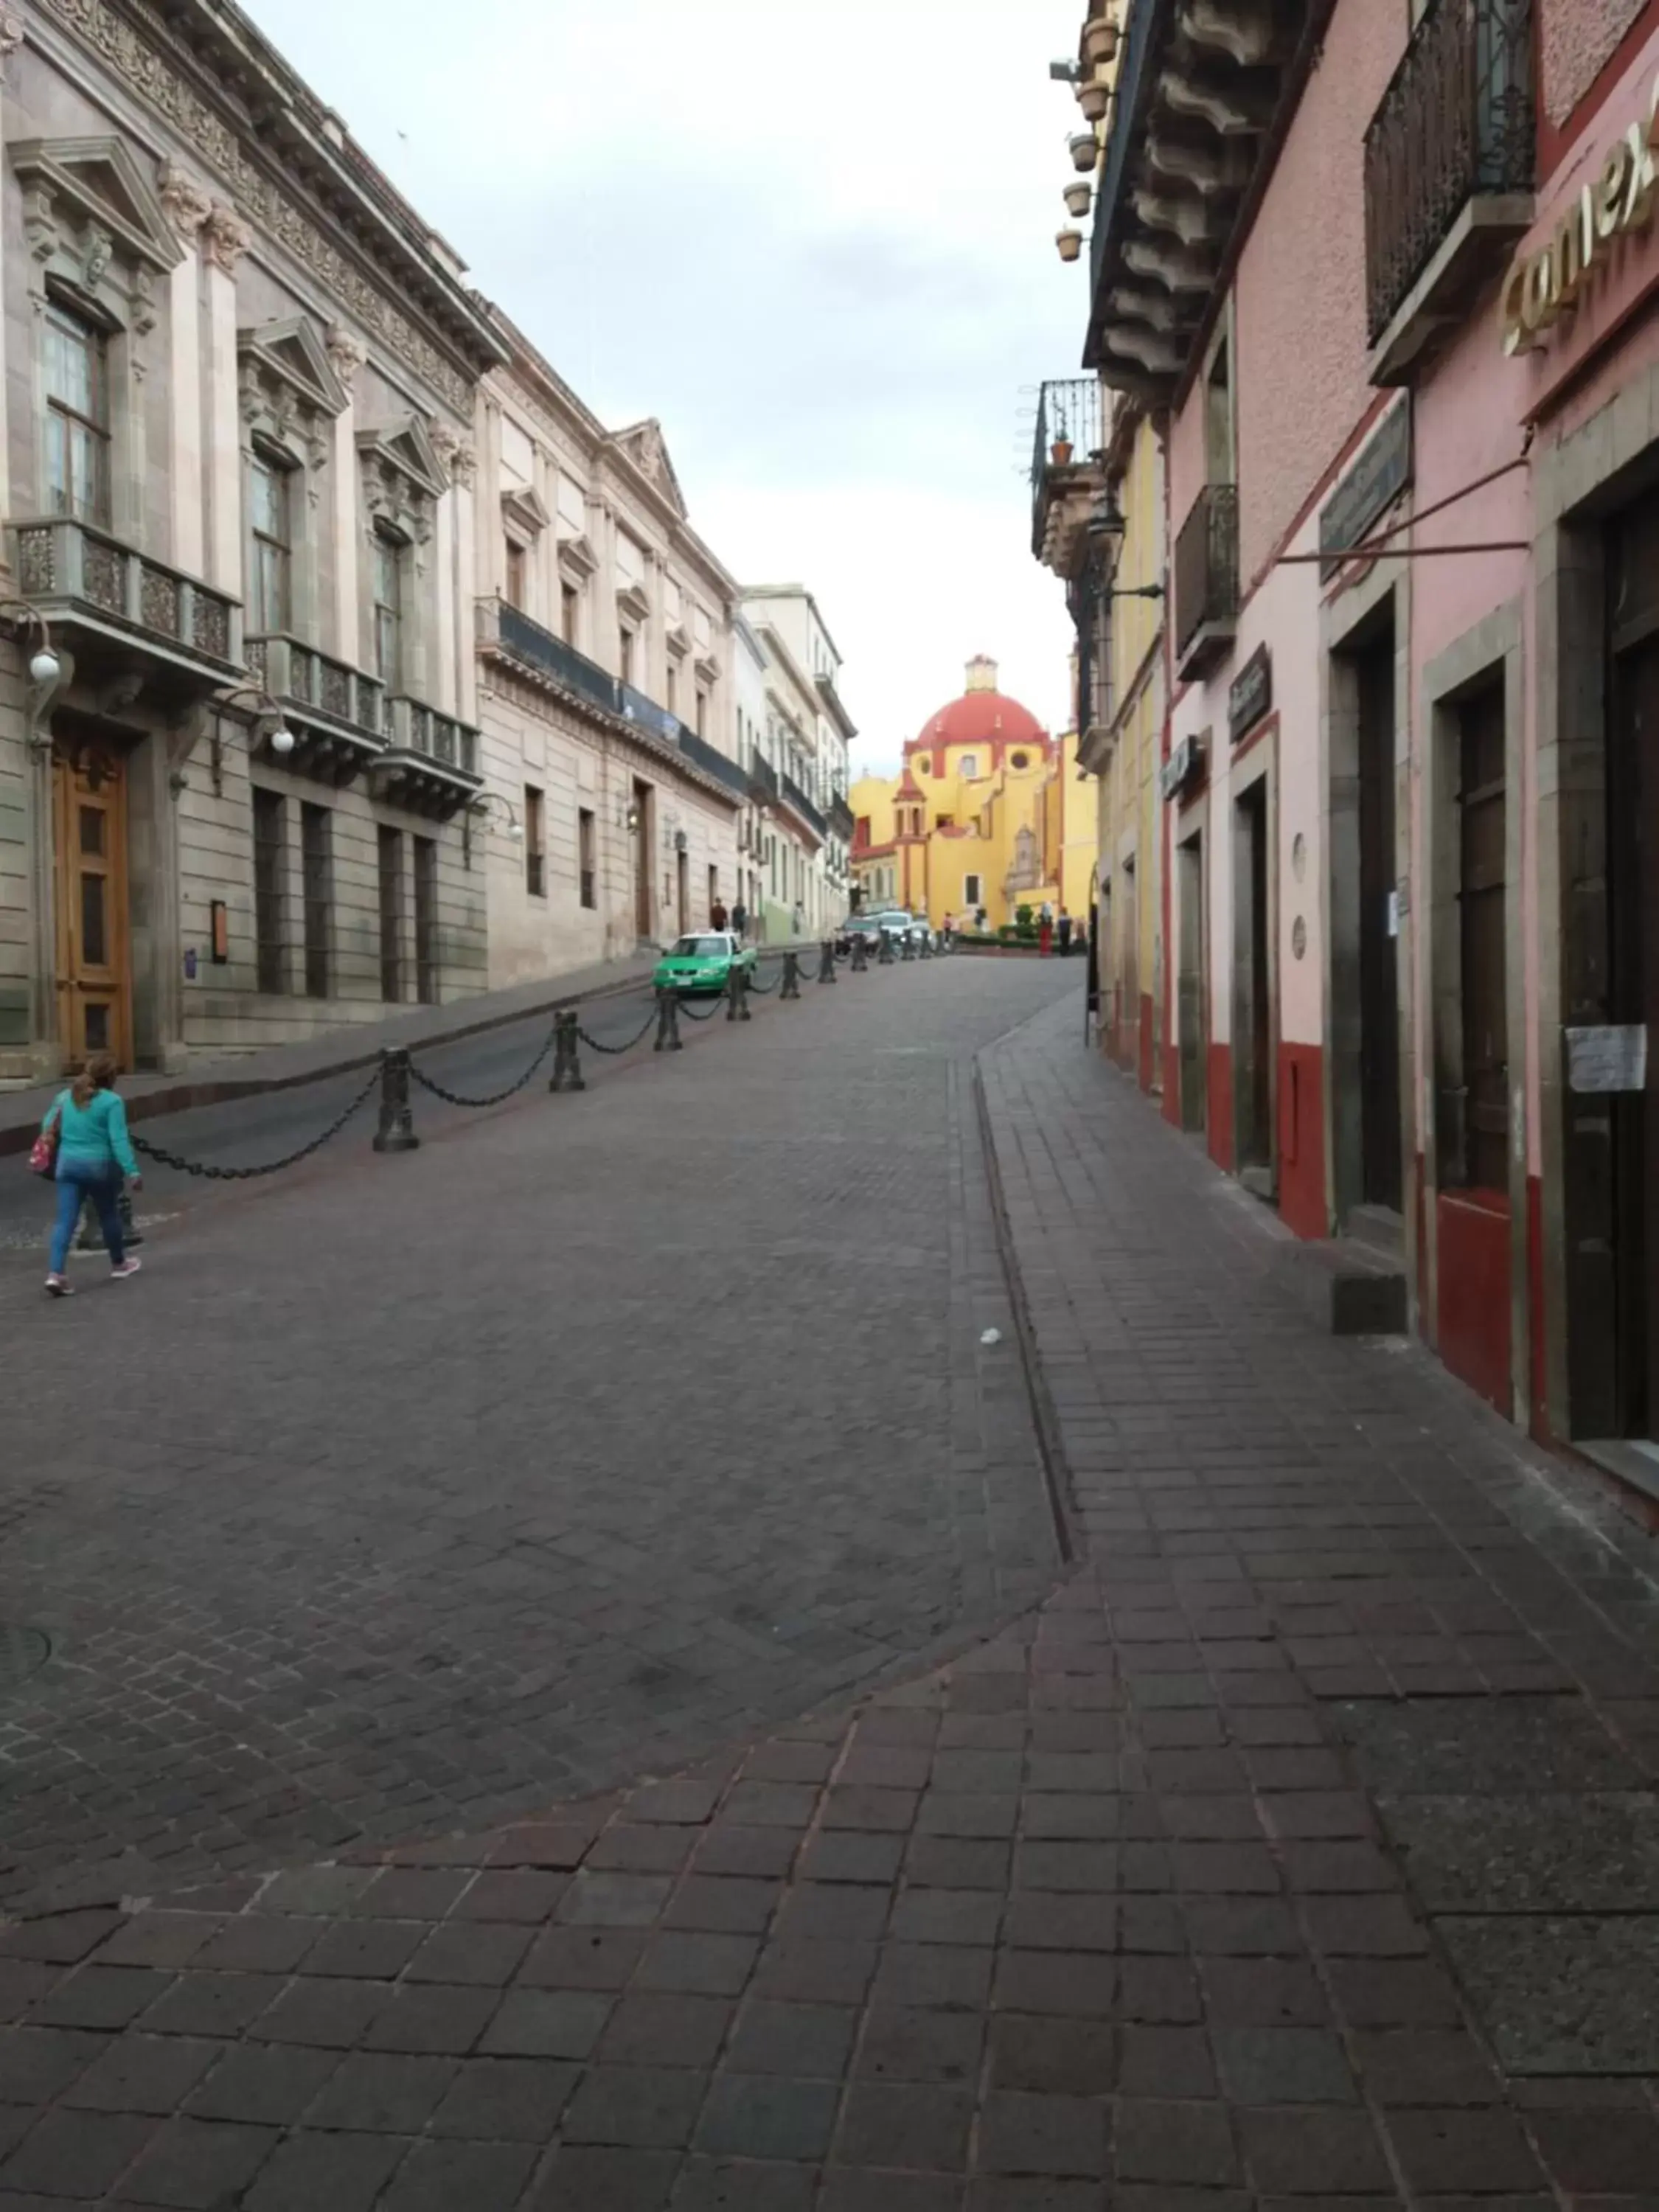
<box><xmin>1565</xmin><ymin>1024</ymin><xmax>1648</xmax><ymax>1093</ymax></box>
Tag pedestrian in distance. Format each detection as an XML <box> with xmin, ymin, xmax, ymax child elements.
<box><xmin>710</xmin><ymin>895</ymin><xmax>728</xmax><ymax>932</ymax></box>
<box><xmin>731</xmin><ymin>899</ymin><xmax>748</xmax><ymax>943</ymax></box>
<box><xmin>1058</xmin><ymin>908</ymin><xmax>1073</xmax><ymax>957</ymax></box>
<box><xmin>1038</xmin><ymin>911</ymin><xmax>1054</xmax><ymax>959</ymax></box>
<box><xmin>38</xmin><ymin>1051</ymin><xmax>142</xmax><ymax>1298</ymax></box>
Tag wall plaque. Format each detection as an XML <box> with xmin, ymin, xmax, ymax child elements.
<box><xmin>1320</xmin><ymin>401</ymin><xmax>1412</xmax><ymax>577</ymax></box>
<box><xmin>1228</xmin><ymin>645</ymin><xmax>1272</xmax><ymax>745</ymax></box>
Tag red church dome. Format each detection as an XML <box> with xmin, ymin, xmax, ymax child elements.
<box><xmin>908</xmin><ymin>655</ymin><xmax>1048</xmax><ymax>758</ymax></box>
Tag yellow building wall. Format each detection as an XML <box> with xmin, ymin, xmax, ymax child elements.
<box><xmin>852</xmin><ymin>745</ymin><xmax>1056</xmax><ymax>931</ymax></box>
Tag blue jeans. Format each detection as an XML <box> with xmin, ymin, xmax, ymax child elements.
<box><xmin>50</xmin><ymin>1170</ymin><xmax>124</xmax><ymax>1273</ymax></box>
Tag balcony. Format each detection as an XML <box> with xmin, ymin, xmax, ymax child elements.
<box><xmin>1032</xmin><ymin>378</ymin><xmax>1105</xmax><ymax>577</ymax></box>
<box><xmin>1365</xmin><ymin>0</ymin><xmax>1534</xmax><ymax>382</ymax></box>
<box><xmin>10</xmin><ymin>515</ymin><xmax>240</xmax><ymax>700</ymax></box>
<box><xmin>828</xmin><ymin>793</ymin><xmax>855</xmax><ymax>842</ymax></box>
<box><xmin>368</xmin><ymin>695</ymin><xmax>482</xmax><ymax>818</ymax></box>
<box><xmin>1085</xmin><ymin>1</ymin><xmax>1318</xmax><ymax>399</ymax></box>
<box><xmin>1173</xmin><ymin>484</ymin><xmax>1239</xmax><ymax>681</ymax></box>
<box><xmin>476</xmin><ymin>595</ymin><xmax>746</xmax><ymax>807</ymax></box>
<box><xmin>246</xmin><ymin>633</ymin><xmax>386</xmax><ymax>784</ymax></box>
<box><xmin>780</xmin><ymin>773</ymin><xmax>827</xmax><ymax>845</ymax></box>
<box><xmin>747</xmin><ymin>750</ymin><xmax>779</xmax><ymax>806</ymax></box>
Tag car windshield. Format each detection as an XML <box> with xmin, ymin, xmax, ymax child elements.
<box><xmin>671</xmin><ymin>936</ymin><xmax>728</xmax><ymax>958</ymax></box>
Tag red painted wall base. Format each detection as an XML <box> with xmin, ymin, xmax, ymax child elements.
<box><xmin>1162</xmin><ymin>1043</ymin><xmax>1182</xmax><ymax>1124</ymax></box>
<box><xmin>1526</xmin><ymin>1175</ymin><xmax>1548</xmax><ymax>1441</ymax></box>
<box><xmin>1276</xmin><ymin>1041</ymin><xmax>1326</xmax><ymax>1242</ymax></box>
<box><xmin>1437</xmin><ymin>1188</ymin><xmax>1513</xmax><ymax>1414</ymax></box>
<box><xmin>1207</xmin><ymin>1044</ymin><xmax>1234</xmax><ymax>1172</ymax></box>
<box><xmin>1138</xmin><ymin>996</ymin><xmax>1155</xmax><ymax>1093</ymax></box>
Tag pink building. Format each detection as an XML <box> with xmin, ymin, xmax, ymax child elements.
<box><xmin>1050</xmin><ymin>0</ymin><xmax>1659</xmax><ymax>1504</ymax></box>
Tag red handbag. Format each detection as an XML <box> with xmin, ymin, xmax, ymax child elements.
<box><xmin>29</xmin><ymin>1109</ymin><xmax>61</xmax><ymax>1180</ymax></box>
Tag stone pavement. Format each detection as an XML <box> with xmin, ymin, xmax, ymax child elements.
<box><xmin>3</xmin><ymin>985</ymin><xmax>1659</xmax><ymax>2207</ymax></box>
<box><xmin>0</xmin><ymin>956</ymin><xmax>1074</xmax><ymax>1913</ymax></box>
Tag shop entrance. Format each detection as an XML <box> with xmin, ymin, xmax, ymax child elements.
<box><xmin>1178</xmin><ymin>828</ymin><xmax>1206</xmax><ymax>1132</ymax></box>
<box><xmin>52</xmin><ymin>735</ymin><xmax>131</xmax><ymax>1069</ymax></box>
<box><xmin>1607</xmin><ymin>594</ymin><xmax>1659</xmax><ymax>1440</ymax></box>
<box><xmin>1233</xmin><ymin>779</ymin><xmax>1272</xmax><ymax>1180</ymax></box>
<box><xmin>1356</xmin><ymin>633</ymin><xmax>1402</xmax><ymax>1214</ymax></box>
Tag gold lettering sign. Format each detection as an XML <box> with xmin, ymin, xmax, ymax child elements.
<box><xmin>1500</xmin><ymin>70</ymin><xmax>1659</xmax><ymax>355</ymax></box>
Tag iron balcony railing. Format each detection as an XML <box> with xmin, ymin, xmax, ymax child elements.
<box><xmin>828</xmin><ymin>793</ymin><xmax>855</xmax><ymax>842</ymax></box>
<box><xmin>1032</xmin><ymin>379</ymin><xmax>1103</xmax><ymax>490</ymax></box>
<box><xmin>1068</xmin><ymin>552</ymin><xmax>1113</xmax><ymax>737</ymax></box>
<box><xmin>246</xmin><ymin>633</ymin><xmax>386</xmax><ymax>741</ymax></box>
<box><xmin>1363</xmin><ymin>0</ymin><xmax>1534</xmax><ymax>343</ymax></box>
<box><xmin>781</xmin><ymin>773</ymin><xmax>827</xmax><ymax>841</ymax></box>
<box><xmin>748</xmin><ymin>750</ymin><xmax>780</xmax><ymax>804</ymax></box>
<box><xmin>1173</xmin><ymin>484</ymin><xmax>1239</xmax><ymax>663</ymax></box>
<box><xmin>387</xmin><ymin>695</ymin><xmax>480</xmax><ymax>779</ymax></box>
<box><xmin>11</xmin><ymin>515</ymin><xmax>240</xmax><ymax>669</ymax></box>
<box><xmin>479</xmin><ymin>595</ymin><xmax>748</xmax><ymax>800</ymax></box>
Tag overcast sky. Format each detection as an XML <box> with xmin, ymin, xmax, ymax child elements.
<box><xmin>249</xmin><ymin>0</ymin><xmax>1087</xmax><ymax>772</ymax></box>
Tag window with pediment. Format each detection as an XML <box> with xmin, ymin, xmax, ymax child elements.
<box><xmin>13</xmin><ymin>136</ymin><xmax>184</xmax><ymax>545</ymax></box>
<box><xmin>237</xmin><ymin>320</ymin><xmax>347</xmax><ymax>647</ymax></box>
<box><xmin>355</xmin><ymin>419</ymin><xmax>448</xmax><ymax>700</ymax></box>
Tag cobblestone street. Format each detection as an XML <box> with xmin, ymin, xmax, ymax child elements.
<box><xmin>4</xmin><ymin>970</ymin><xmax>1659</xmax><ymax>2208</ymax></box>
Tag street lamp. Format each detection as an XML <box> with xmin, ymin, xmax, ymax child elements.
<box><xmin>462</xmin><ymin>790</ymin><xmax>522</xmax><ymax>866</ymax></box>
<box><xmin>1086</xmin><ymin>492</ymin><xmax>1165</xmax><ymax>599</ymax></box>
<box><xmin>209</xmin><ymin>684</ymin><xmax>296</xmax><ymax>793</ymax></box>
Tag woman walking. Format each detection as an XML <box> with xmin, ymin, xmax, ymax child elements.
<box><xmin>41</xmin><ymin>1051</ymin><xmax>142</xmax><ymax>1297</ymax></box>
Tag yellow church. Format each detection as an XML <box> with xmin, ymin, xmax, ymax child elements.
<box><xmin>851</xmin><ymin>657</ymin><xmax>1093</xmax><ymax>933</ymax></box>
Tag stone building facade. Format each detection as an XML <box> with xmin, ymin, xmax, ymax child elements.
<box><xmin>0</xmin><ymin>0</ymin><xmax>504</xmax><ymax>1081</ymax></box>
<box><xmin>470</xmin><ymin>314</ymin><xmax>748</xmax><ymax>987</ymax></box>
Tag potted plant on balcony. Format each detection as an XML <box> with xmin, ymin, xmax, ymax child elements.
<box><xmin>1064</xmin><ymin>181</ymin><xmax>1093</xmax><ymax>218</ymax></box>
<box><xmin>1056</xmin><ymin>229</ymin><xmax>1083</xmax><ymax>264</ymax></box>
<box><xmin>1069</xmin><ymin>130</ymin><xmax>1099</xmax><ymax>173</ymax></box>
<box><xmin>1077</xmin><ymin>74</ymin><xmax>1110</xmax><ymax>122</ymax></box>
<box><xmin>1051</xmin><ymin>436</ymin><xmax>1074</xmax><ymax>465</ymax></box>
<box><xmin>1082</xmin><ymin>15</ymin><xmax>1119</xmax><ymax>70</ymax></box>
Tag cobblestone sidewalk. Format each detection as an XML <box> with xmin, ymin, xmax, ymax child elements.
<box><xmin>3</xmin><ymin>990</ymin><xmax>1658</xmax><ymax>2208</ymax></box>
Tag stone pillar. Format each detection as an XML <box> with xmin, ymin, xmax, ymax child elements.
<box><xmin>324</xmin><ymin>327</ymin><xmax>365</xmax><ymax>665</ymax></box>
<box><xmin>0</xmin><ymin>13</ymin><xmax>24</xmax><ymax>563</ymax></box>
<box><xmin>156</xmin><ymin>163</ymin><xmax>213</xmax><ymax>578</ymax></box>
<box><xmin>452</xmin><ymin>441</ymin><xmax>479</xmax><ymax>724</ymax></box>
<box><xmin>201</xmin><ymin>204</ymin><xmax>251</xmax><ymax>596</ymax></box>
<box><xmin>430</xmin><ymin>426</ymin><xmax>459</xmax><ymax>715</ymax></box>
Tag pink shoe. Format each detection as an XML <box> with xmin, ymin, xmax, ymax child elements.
<box><xmin>45</xmin><ymin>1273</ymin><xmax>73</xmax><ymax>1298</ymax></box>
<box><xmin>110</xmin><ymin>1257</ymin><xmax>142</xmax><ymax>1281</ymax></box>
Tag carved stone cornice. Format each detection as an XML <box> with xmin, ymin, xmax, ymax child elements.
<box><xmin>201</xmin><ymin>199</ymin><xmax>250</xmax><ymax>274</ymax></box>
<box><xmin>0</xmin><ymin>12</ymin><xmax>24</xmax><ymax>71</ymax></box>
<box><xmin>35</xmin><ymin>0</ymin><xmax>479</xmax><ymax>412</ymax></box>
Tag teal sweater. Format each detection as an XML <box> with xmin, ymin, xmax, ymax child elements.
<box><xmin>44</xmin><ymin>1088</ymin><xmax>139</xmax><ymax>1181</ymax></box>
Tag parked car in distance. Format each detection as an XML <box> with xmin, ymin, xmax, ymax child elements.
<box><xmin>838</xmin><ymin>914</ymin><xmax>883</xmax><ymax>955</ymax></box>
<box><xmin>653</xmin><ymin>931</ymin><xmax>758</xmax><ymax>996</ymax></box>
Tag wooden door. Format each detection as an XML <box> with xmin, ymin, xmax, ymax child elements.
<box><xmin>52</xmin><ymin>745</ymin><xmax>131</xmax><ymax>1068</ymax></box>
<box><xmin>1178</xmin><ymin>832</ymin><xmax>1206</xmax><ymax>1133</ymax></box>
<box><xmin>1609</xmin><ymin>632</ymin><xmax>1659</xmax><ymax>1439</ymax></box>
<box><xmin>633</xmin><ymin>785</ymin><xmax>652</xmax><ymax>942</ymax></box>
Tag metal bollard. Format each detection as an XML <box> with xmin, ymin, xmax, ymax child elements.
<box><xmin>77</xmin><ymin>1184</ymin><xmax>142</xmax><ymax>1253</ymax></box>
<box><xmin>372</xmin><ymin>1047</ymin><xmax>420</xmax><ymax>1152</ymax></box>
<box><xmin>877</xmin><ymin>930</ymin><xmax>894</xmax><ymax>965</ymax></box>
<box><xmin>548</xmin><ymin>1009</ymin><xmax>586</xmax><ymax>1093</ymax></box>
<box><xmin>851</xmin><ymin>933</ymin><xmax>869</xmax><ymax>973</ymax></box>
<box><xmin>653</xmin><ymin>984</ymin><xmax>684</xmax><ymax>1052</ymax></box>
<box><xmin>919</xmin><ymin>930</ymin><xmax>933</xmax><ymax>959</ymax></box>
<box><xmin>780</xmin><ymin>951</ymin><xmax>801</xmax><ymax>1001</ymax></box>
<box><xmin>817</xmin><ymin>939</ymin><xmax>836</xmax><ymax>984</ymax></box>
<box><xmin>901</xmin><ymin>931</ymin><xmax>916</xmax><ymax>961</ymax></box>
<box><xmin>726</xmin><ymin>964</ymin><xmax>753</xmax><ymax>1022</ymax></box>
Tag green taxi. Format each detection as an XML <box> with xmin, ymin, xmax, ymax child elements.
<box><xmin>653</xmin><ymin>931</ymin><xmax>758</xmax><ymax>996</ymax></box>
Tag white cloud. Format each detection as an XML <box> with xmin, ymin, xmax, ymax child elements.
<box><xmin>249</xmin><ymin>0</ymin><xmax>1090</xmax><ymax>765</ymax></box>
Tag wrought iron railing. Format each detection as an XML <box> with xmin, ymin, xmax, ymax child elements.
<box><xmin>748</xmin><ymin>750</ymin><xmax>780</xmax><ymax>804</ymax></box>
<box><xmin>387</xmin><ymin>695</ymin><xmax>480</xmax><ymax>778</ymax></box>
<box><xmin>11</xmin><ymin>516</ymin><xmax>240</xmax><ymax>667</ymax></box>
<box><xmin>247</xmin><ymin>633</ymin><xmax>386</xmax><ymax>740</ymax></box>
<box><xmin>781</xmin><ymin>773</ymin><xmax>828</xmax><ymax>841</ymax></box>
<box><xmin>1173</xmin><ymin>484</ymin><xmax>1239</xmax><ymax>662</ymax></box>
<box><xmin>1068</xmin><ymin>552</ymin><xmax>1113</xmax><ymax>735</ymax></box>
<box><xmin>677</xmin><ymin>723</ymin><xmax>751</xmax><ymax>800</ymax></box>
<box><xmin>828</xmin><ymin>794</ymin><xmax>855</xmax><ymax>842</ymax></box>
<box><xmin>1363</xmin><ymin>0</ymin><xmax>1534</xmax><ymax>342</ymax></box>
<box><xmin>1032</xmin><ymin>379</ymin><xmax>1104</xmax><ymax>490</ymax></box>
